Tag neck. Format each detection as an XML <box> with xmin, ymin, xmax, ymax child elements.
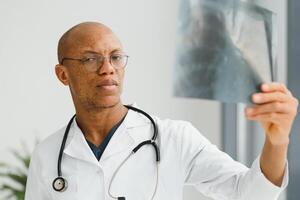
<box><xmin>75</xmin><ymin>102</ymin><xmax>128</xmax><ymax>146</ymax></box>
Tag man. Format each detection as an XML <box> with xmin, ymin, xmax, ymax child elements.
<box><xmin>25</xmin><ymin>22</ymin><xmax>298</xmax><ymax>200</ymax></box>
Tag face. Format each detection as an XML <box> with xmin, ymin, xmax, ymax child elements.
<box><xmin>55</xmin><ymin>26</ymin><xmax>126</xmax><ymax>111</ymax></box>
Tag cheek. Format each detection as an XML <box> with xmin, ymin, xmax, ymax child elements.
<box><xmin>118</xmin><ymin>70</ymin><xmax>125</xmax><ymax>90</ymax></box>
<box><xmin>120</xmin><ymin>70</ymin><xmax>124</xmax><ymax>78</ymax></box>
<box><xmin>68</xmin><ymin>71</ymin><xmax>91</xmax><ymax>94</ymax></box>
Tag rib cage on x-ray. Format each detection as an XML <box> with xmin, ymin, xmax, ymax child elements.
<box><xmin>173</xmin><ymin>0</ymin><xmax>276</xmax><ymax>104</ymax></box>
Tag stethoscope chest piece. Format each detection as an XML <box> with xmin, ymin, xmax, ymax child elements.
<box><xmin>52</xmin><ymin>177</ymin><xmax>68</xmax><ymax>192</ymax></box>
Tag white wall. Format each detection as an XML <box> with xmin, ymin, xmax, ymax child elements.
<box><xmin>0</xmin><ymin>0</ymin><xmax>221</xmax><ymax>199</ymax></box>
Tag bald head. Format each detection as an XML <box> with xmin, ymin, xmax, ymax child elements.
<box><xmin>57</xmin><ymin>22</ymin><xmax>121</xmax><ymax>64</ymax></box>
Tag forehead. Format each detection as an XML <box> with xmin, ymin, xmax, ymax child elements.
<box><xmin>66</xmin><ymin>28</ymin><xmax>123</xmax><ymax>56</ymax></box>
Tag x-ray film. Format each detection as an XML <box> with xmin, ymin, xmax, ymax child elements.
<box><xmin>173</xmin><ymin>0</ymin><xmax>277</xmax><ymax>104</ymax></box>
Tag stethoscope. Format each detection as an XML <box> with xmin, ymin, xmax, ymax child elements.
<box><xmin>52</xmin><ymin>105</ymin><xmax>160</xmax><ymax>200</ymax></box>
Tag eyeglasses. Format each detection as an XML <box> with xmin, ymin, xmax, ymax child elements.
<box><xmin>60</xmin><ymin>54</ymin><xmax>129</xmax><ymax>72</ymax></box>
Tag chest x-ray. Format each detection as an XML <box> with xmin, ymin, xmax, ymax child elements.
<box><xmin>173</xmin><ymin>0</ymin><xmax>277</xmax><ymax>104</ymax></box>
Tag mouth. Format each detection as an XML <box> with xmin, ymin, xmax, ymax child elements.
<box><xmin>97</xmin><ymin>85</ymin><xmax>117</xmax><ymax>90</ymax></box>
<box><xmin>96</xmin><ymin>80</ymin><xmax>118</xmax><ymax>91</ymax></box>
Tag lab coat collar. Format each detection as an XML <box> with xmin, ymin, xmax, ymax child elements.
<box><xmin>63</xmin><ymin>120</ymin><xmax>100</xmax><ymax>166</ymax></box>
<box><xmin>123</xmin><ymin>103</ymin><xmax>152</xmax><ymax>129</ymax></box>
<box><xmin>100</xmin><ymin>104</ymin><xmax>152</xmax><ymax>161</ymax></box>
<box><xmin>63</xmin><ymin>103</ymin><xmax>151</xmax><ymax>165</ymax></box>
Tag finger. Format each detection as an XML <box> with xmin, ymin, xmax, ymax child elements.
<box><xmin>252</xmin><ymin>92</ymin><xmax>290</xmax><ymax>104</ymax></box>
<box><xmin>246</xmin><ymin>112</ymin><xmax>285</xmax><ymax>123</ymax></box>
<box><xmin>261</xmin><ymin>82</ymin><xmax>292</xmax><ymax>96</ymax></box>
<box><xmin>245</xmin><ymin>102</ymin><xmax>291</xmax><ymax>117</ymax></box>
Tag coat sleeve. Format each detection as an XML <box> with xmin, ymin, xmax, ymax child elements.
<box><xmin>180</xmin><ymin>122</ymin><xmax>288</xmax><ymax>200</ymax></box>
<box><xmin>25</xmin><ymin>146</ymin><xmax>52</xmax><ymax>200</ymax></box>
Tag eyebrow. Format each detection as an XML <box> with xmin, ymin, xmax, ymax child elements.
<box><xmin>83</xmin><ymin>49</ymin><xmax>124</xmax><ymax>55</ymax></box>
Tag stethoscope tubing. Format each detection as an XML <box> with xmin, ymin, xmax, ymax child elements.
<box><xmin>53</xmin><ymin>105</ymin><xmax>160</xmax><ymax>199</ymax></box>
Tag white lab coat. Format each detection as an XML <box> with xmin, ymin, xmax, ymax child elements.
<box><xmin>25</xmin><ymin>107</ymin><xmax>288</xmax><ymax>200</ymax></box>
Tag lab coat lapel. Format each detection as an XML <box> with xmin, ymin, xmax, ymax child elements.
<box><xmin>100</xmin><ymin>108</ymin><xmax>151</xmax><ymax>161</ymax></box>
<box><xmin>98</xmin><ymin>122</ymin><xmax>133</xmax><ymax>162</ymax></box>
<box><xmin>63</xmin><ymin>120</ymin><xmax>99</xmax><ymax>166</ymax></box>
<box><xmin>62</xmin><ymin>105</ymin><xmax>151</xmax><ymax>165</ymax></box>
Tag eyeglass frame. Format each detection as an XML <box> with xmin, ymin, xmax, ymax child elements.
<box><xmin>59</xmin><ymin>53</ymin><xmax>129</xmax><ymax>71</ymax></box>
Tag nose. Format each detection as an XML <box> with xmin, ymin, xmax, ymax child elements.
<box><xmin>97</xmin><ymin>57</ymin><xmax>115</xmax><ymax>75</ymax></box>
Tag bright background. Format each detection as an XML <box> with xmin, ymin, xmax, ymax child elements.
<box><xmin>0</xmin><ymin>0</ymin><xmax>288</xmax><ymax>199</ymax></box>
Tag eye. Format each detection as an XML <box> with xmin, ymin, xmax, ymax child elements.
<box><xmin>111</xmin><ymin>54</ymin><xmax>123</xmax><ymax>61</ymax></box>
<box><xmin>83</xmin><ymin>57</ymin><xmax>97</xmax><ymax>63</ymax></box>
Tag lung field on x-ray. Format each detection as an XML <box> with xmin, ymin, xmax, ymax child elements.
<box><xmin>173</xmin><ymin>0</ymin><xmax>275</xmax><ymax>104</ymax></box>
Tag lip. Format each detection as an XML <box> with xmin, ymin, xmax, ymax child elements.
<box><xmin>99</xmin><ymin>85</ymin><xmax>117</xmax><ymax>90</ymax></box>
<box><xmin>96</xmin><ymin>79</ymin><xmax>118</xmax><ymax>90</ymax></box>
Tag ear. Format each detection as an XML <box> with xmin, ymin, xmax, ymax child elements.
<box><xmin>55</xmin><ymin>64</ymin><xmax>70</xmax><ymax>86</ymax></box>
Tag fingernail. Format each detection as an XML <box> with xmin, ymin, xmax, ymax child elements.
<box><xmin>262</xmin><ymin>84</ymin><xmax>269</xmax><ymax>91</ymax></box>
<box><xmin>253</xmin><ymin>94</ymin><xmax>261</xmax><ymax>103</ymax></box>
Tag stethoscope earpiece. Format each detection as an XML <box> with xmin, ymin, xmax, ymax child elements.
<box><xmin>52</xmin><ymin>177</ymin><xmax>68</xmax><ymax>192</ymax></box>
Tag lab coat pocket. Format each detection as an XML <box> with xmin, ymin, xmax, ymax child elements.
<box><xmin>46</xmin><ymin>175</ymin><xmax>78</xmax><ymax>200</ymax></box>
